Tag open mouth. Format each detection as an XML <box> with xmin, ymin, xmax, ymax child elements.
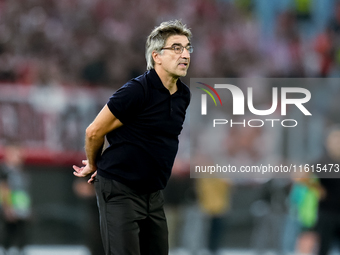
<box><xmin>179</xmin><ymin>63</ymin><xmax>188</xmax><ymax>67</ymax></box>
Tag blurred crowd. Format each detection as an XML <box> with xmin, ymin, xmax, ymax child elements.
<box><xmin>0</xmin><ymin>0</ymin><xmax>340</xmax><ymax>89</ymax></box>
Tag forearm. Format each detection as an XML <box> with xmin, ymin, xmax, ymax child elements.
<box><xmin>85</xmin><ymin>126</ymin><xmax>105</xmax><ymax>169</ymax></box>
<box><xmin>74</xmin><ymin>105</ymin><xmax>123</xmax><ymax>178</ymax></box>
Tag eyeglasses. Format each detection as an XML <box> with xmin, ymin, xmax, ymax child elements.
<box><xmin>161</xmin><ymin>44</ymin><xmax>193</xmax><ymax>54</ymax></box>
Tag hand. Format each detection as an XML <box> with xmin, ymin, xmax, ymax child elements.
<box><xmin>73</xmin><ymin>160</ymin><xmax>96</xmax><ymax>179</ymax></box>
<box><xmin>88</xmin><ymin>171</ymin><xmax>97</xmax><ymax>184</ymax></box>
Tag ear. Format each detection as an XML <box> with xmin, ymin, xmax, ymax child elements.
<box><xmin>152</xmin><ymin>51</ymin><xmax>162</xmax><ymax>66</ymax></box>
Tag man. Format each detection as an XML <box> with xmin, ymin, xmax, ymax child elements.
<box><xmin>0</xmin><ymin>142</ymin><xmax>31</xmax><ymax>254</ymax></box>
<box><xmin>73</xmin><ymin>20</ymin><xmax>192</xmax><ymax>255</ymax></box>
<box><xmin>314</xmin><ymin>125</ymin><xmax>340</xmax><ymax>255</ymax></box>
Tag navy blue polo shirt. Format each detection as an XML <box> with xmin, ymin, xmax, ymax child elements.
<box><xmin>96</xmin><ymin>69</ymin><xmax>190</xmax><ymax>193</ymax></box>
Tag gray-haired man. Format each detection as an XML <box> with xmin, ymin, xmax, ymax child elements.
<box><xmin>73</xmin><ymin>20</ymin><xmax>192</xmax><ymax>254</ymax></box>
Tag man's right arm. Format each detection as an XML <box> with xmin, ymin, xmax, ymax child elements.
<box><xmin>73</xmin><ymin>104</ymin><xmax>123</xmax><ymax>179</ymax></box>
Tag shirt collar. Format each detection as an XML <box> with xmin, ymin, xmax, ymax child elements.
<box><xmin>147</xmin><ymin>69</ymin><xmax>184</xmax><ymax>95</ymax></box>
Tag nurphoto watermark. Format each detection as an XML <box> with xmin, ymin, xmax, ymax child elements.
<box><xmin>190</xmin><ymin>78</ymin><xmax>339</xmax><ymax>179</ymax></box>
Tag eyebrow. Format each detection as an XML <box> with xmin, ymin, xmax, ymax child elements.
<box><xmin>171</xmin><ymin>43</ymin><xmax>192</xmax><ymax>47</ymax></box>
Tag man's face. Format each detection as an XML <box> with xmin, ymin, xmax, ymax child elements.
<box><xmin>157</xmin><ymin>35</ymin><xmax>191</xmax><ymax>78</ymax></box>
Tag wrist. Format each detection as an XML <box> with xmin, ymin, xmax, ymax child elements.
<box><xmin>88</xmin><ymin>163</ymin><xmax>97</xmax><ymax>172</ymax></box>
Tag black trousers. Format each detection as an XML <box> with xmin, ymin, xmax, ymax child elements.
<box><xmin>3</xmin><ymin>219</ymin><xmax>27</xmax><ymax>249</ymax></box>
<box><xmin>94</xmin><ymin>175</ymin><xmax>169</xmax><ymax>255</ymax></box>
<box><xmin>316</xmin><ymin>210</ymin><xmax>340</xmax><ymax>255</ymax></box>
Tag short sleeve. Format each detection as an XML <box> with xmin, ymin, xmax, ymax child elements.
<box><xmin>107</xmin><ymin>80</ymin><xmax>145</xmax><ymax>124</ymax></box>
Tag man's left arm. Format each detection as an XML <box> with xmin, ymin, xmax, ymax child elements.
<box><xmin>73</xmin><ymin>105</ymin><xmax>123</xmax><ymax>182</ymax></box>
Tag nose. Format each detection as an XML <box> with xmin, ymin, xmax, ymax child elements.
<box><xmin>181</xmin><ymin>48</ymin><xmax>190</xmax><ymax>58</ymax></box>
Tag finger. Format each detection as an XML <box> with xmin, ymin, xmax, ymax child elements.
<box><xmin>88</xmin><ymin>171</ymin><xmax>97</xmax><ymax>184</ymax></box>
<box><xmin>82</xmin><ymin>160</ymin><xmax>88</xmax><ymax>166</ymax></box>
<box><xmin>72</xmin><ymin>165</ymin><xmax>83</xmax><ymax>173</ymax></box>
<box><xmin>91</xmin><ymin>171</ymin><xmax>97</xmax><ymax>178</ymax></box>
<box><xmin>73</xmin><ymin>171</ymin><xmax>85</xmax><ymax>177</ymax></box>
<box><xmin>88</xmin><ymin>176</ymin><xmax>95</xmax><ymax>184</ymax></box>
<box><xmin>73</xmin><ymin>166</ymin><xmax>85</xmax><ymax>177</ymax></box>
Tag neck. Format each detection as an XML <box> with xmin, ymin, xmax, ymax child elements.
<box><xmin>154</xmin><ymin>67</ymin><xmax>178</xmax><ymax>95</ymax></box>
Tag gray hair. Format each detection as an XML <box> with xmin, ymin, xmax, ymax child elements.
<box><xmin>145</xmin><ymin>20</ymin><xmax>192</xmax><ymax>70</ymax></box>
